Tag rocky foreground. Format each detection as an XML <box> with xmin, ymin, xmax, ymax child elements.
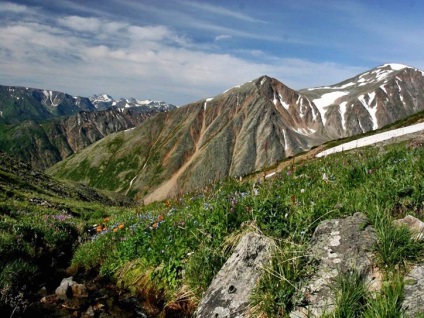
<box><xmin>194</xmin><ymin>213</ymin><xmax>424</xmax><ymax>318</ymax></box>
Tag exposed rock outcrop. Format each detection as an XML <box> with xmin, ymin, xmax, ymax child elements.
<box><xmin>394</xmin><ymin>215</ymin><xmax>424</xmax><ymax>240</ymax></box>
<box><xmin>403</xmin><ymin>263</ymin><xmax>424</xmax><ymax>317</ymax></box>
<box><xmin>290</xmin><ymin>212</ymin><xmax>378</xmax><ymax>317</ymax></box>
<box><xmin>194</xmin><ymin>232</ymin><xmax>275</xmax><ymax>318</ymax></box>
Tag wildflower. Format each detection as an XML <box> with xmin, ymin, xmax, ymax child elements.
<box><xmin>230</xmin><ymin>207</ymin><xmax>234</xmax><ymax>213</ymax></box>
<box><xmin>118</xmin><ymin>223</ymin><xmax>125</xmax><ymax>230</ymax></box>
<box><xmin>300</xmin><ymin>189</ymin><xmax>305</xmax><ymax>193</ymax></box>
<box><xmin>158</xmin><ymin>214</ymin><xmax>164</xmax><ymax>222</ymax></box>
<box><xmin>152</xmin><ymin>222</ymin><xmax>158</xmax><ymax>229</ymax></box>
<box><xmin>322</xmin><ymin>173</ymin><xmax>330</xmax><ymax>183</ymax></box>
<box><xmin>96</xmin><ymin>225</ymin><xmax>103</xmax><ymax>233</ymax></box>
<box><xmin>103</xmin><ymin>217</ymin><xmax>110</xmax><ymax>223</ymax></box>
<box><xmin>113</xmin><ymin>228</ymin><xmax>118</xmax><ymax>232</ymax></box>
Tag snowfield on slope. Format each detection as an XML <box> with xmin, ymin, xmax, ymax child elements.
<box><xmin>316</xmin><ymin>122</ymin><xmax>424</xmax><ymax>157</ymax></box>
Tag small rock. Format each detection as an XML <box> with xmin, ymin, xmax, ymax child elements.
<box><xmin>84</xmin><ymin>306</ymin><xmax>95</xmax><ymax>318</ymax></box>
<box><xmin>40</xmin><ymin>294</ymin><xmax>59</xmax><ymax>304</ymax></box>
<box><xmin>394</xmin><ymin>215</ymin><xmax>424</xmax><ymax>240</ymax></box>
<box><xmin>55</xmin><ymin>277</ymin><xmax>87</xmax><ymax>300</ymax></box>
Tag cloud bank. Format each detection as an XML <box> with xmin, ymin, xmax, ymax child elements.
<box><xmin>0</xmin><ymin>1</ymin><xmax>423</xmax><ymax>105</ymax></box>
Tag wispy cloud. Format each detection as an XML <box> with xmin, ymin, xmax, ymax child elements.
<box><xmin>5</xmin><ymin>0</ymin><xmax>423</xmax><ymax>106</ymax></box>
<box><xmin>0</xmin><ymin>1</ymin><xmax>366</xmax><ymax>105</ymax></box>
<box><xmin>176</xmin><ymin>0</ymin><xmax>266</xmax><ymax>23</ymax></box>
<box><xmin>0</xmin><ymin>2</ymin><xmax>28</xmax><ymax>12</ymax></box>
<box><xmin>215</xmin><ymin>35</ymin><xmax>232</xmax><ymax>41</ymax></box>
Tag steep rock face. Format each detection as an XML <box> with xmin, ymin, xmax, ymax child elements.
<box><xmin>47</xmin><ymin>64</ymin><xmax>424</xmax><ymax>202</ymax></box>
<box><xmin>301</xmin><ymin>64</ymin><xmax>424</xmax><ymax>139</ymax></box>
<box><xmin>48</xmin><ymin>76</ymin><xmax>327</xmax><ymax>200</ymax></box>
<box><xmin>0</xmin><ymin>108</ymin><xmax>158</xmax><ymax>170</ymax></box>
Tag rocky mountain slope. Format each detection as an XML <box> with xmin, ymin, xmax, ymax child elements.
<box><xmin>0</xmin><ymin>108</ymin><xmax>161</xmax><ymax>170</ymax></box>
<box><xmin>0</xmin><ymin>85</ymin><xmax>176</xmax><ymax>170</ymax></box>
<box><xmin>47</xmin><ymin>64</ymin><xmax>424</xmax><ymax>202</ymax></box>
<box><xmin>0</xmin><ymin>85</ymin><xmax>95</xmax><ymax>124</ymax></box>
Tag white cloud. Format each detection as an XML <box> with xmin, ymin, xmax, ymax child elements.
<box><xmin>215</xmin><ymin>35</ymin><xmax>232</xmax><ymax>41</ymax></box>
<box><xmin>59</xmin><ymin>16</ymin><xmax>104</xmax><ymax>33</ymax></box>
<box><xmin>0</xmin><ymin>2</ymin><xmax>28</xmax><ymax>13</ymax></box>
<box><xmin>0</xmin><ymin>6</ymin><xmax>367</xmax><ymax>105</ymax></box>
<box><xmin>176</xmin><ymin>0</ymin><xmax>265</xmax><ymax>23</ymax></box>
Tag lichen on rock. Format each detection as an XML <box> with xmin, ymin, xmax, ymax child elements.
<box><xmin>194</xmin><ymin>232</ymin><xmax>275</xmax><ymax>318</ymax></box>
<box><xmin>290</xmin><ymin>212</ymin><xmax>378</xmax><ymax>317</ymax></box>
<box><xmin>403</xmin><ymin>263</ymin><xmax>424</xmax><ymax>317</ymax></box>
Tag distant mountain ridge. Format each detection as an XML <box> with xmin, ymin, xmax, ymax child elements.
<box><xmin>90</xmin><ymin>94</ymin><xmax>176</xmax><ymax>112</ymax></box>
<box><xmin>47</xmin><ymin>63</ymin><xmax>424</xmax><ymax>202</ymax></box>
<box><xmin>0</xmin><ymin>85</ymin><xmax>176</xmax><ymax>169</ymax></box>
<box><xmin>0</xmin><ymin>85</ymin><xmax>176</xmax><ymax>125</ymax></box>
<box><xmin>0</xmin><ymin>85</ymin><xmax>95</xmax><ymax>124</ymax></box>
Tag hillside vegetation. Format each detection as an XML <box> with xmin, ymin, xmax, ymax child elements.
<box><xmin>56</xmin><ymin>133</ymin><xmax>424</xmax><ymax>316</ymax></box>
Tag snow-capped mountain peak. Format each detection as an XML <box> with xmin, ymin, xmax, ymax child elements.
<box><xmin>381</xmin><ymin>63</ymin><xmax>409</xmax><ymax>71</ymax></box>
<box><xmin>89</xmin><ymin>94</ymin><xmax>176</xmax><ymax>112</ymax></box>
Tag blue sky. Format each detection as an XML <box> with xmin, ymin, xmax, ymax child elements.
<box><xmin>1</xmin><ymin>0</ymin><xmax>424</xmax><ymax>105</ymax></box>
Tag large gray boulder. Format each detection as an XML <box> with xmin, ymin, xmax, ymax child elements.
<box><xmin>194</xmin><ymin>232</ymin><xmax>275</xmax><ymax>318</ymax></box>
<box><xmin>290</xmin><ymin>212</ymin><xmax>378</xmax><ymax>317</ymax></box>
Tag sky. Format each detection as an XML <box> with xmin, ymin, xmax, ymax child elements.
<box><xmin>1</xmin><ymin>0</ymin><xmax>424</xmax><ymax>106</ymax></box>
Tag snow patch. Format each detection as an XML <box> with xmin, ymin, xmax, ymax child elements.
<box><xmin>204</xmin><ymin>97</ymin><xmax>213</xmax><ymax>110</ymax></box>
<box><xmin>317</xmin><ymin>122</ymin><xmax>424</xmax><ymax>157</ymax></box>
<box><xmin>313</xmin><ymin>91</ymin><xmax>348</xmax><ymax>125</ymax></box>
<box><xmin>339</xmin><ymin>101</ymin><xmax>348</xmax><ymax>130</ymax></box>
<box><xmin>383</xmin><ymin>63</ymin><xmax>408</xmax><ymax>70</ymax></box>
<box><xmin>358</xmin><ymin>94</ymin><xmax>378</xmax><ymax>130</ymax></box>
<box><xmin>293</xmin><ymin>127</ymin><xmax>316</xmax><ymax>136</ymax></box>
<box><xmin>380</xmin><ymin>84</ymin><xmax>388</xmax><ymax>95</ymax></box>
<box><xmin>273</xmin><ymin>93</ymin><xmax>289</xmax><ymax>110</ymax></box>
<box><xmin>281</xmin><ymin>94</ymin><xmax>289</xmax><ymax>110</ymax></box>
<box><xmin>282</xmin><ymin>129</ymin><xmax>289</xmax><ymax>151</ymax></box>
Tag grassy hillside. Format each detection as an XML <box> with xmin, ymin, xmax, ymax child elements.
<box><xmin>69</xmin><ymin>133</ymin><xmax>424</xmax><ymax>316</ymax></box>
<box><xmin>0</xmin><ymin>152</ymin><xmax>130</xmax><ymax>316</ymax></box>
<box><xmin>2</xmin><ymin>121</ymin><xmax>424</xmax><ymax>316</ymax></box>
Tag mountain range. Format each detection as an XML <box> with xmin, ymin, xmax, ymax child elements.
<box><xmin>46</xmin><ymin>63</ymin><xmax>424</xmax><ymax>202</ymax></box>
<box><xmin>0</xmin><ymin>85</ymin><xmax>176</xmax><ymax>170</ymax></box>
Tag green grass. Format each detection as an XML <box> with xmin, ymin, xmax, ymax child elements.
<box><xmin>332</xmin><ymin>271</ymin><xmax>369</xmax><ymax>318</ymax></box>
<box><xmin>67</xmin><ymin>139</ymin><xmax>424</xmax><ymax>315</ymax></box>
<box><xmin>363</xmin><ymin>273</ymin><xmax>404</xmax><ymax>318</ymax></box>
<box><xmin>3</xmin><ymin>133</ymin><xmax>424</xmax><ymax>316</ymax></box>
<box><xmin>374</xmin><ymin>216</ymin><xmax>424</xmax><ymax>270</ymax></box>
